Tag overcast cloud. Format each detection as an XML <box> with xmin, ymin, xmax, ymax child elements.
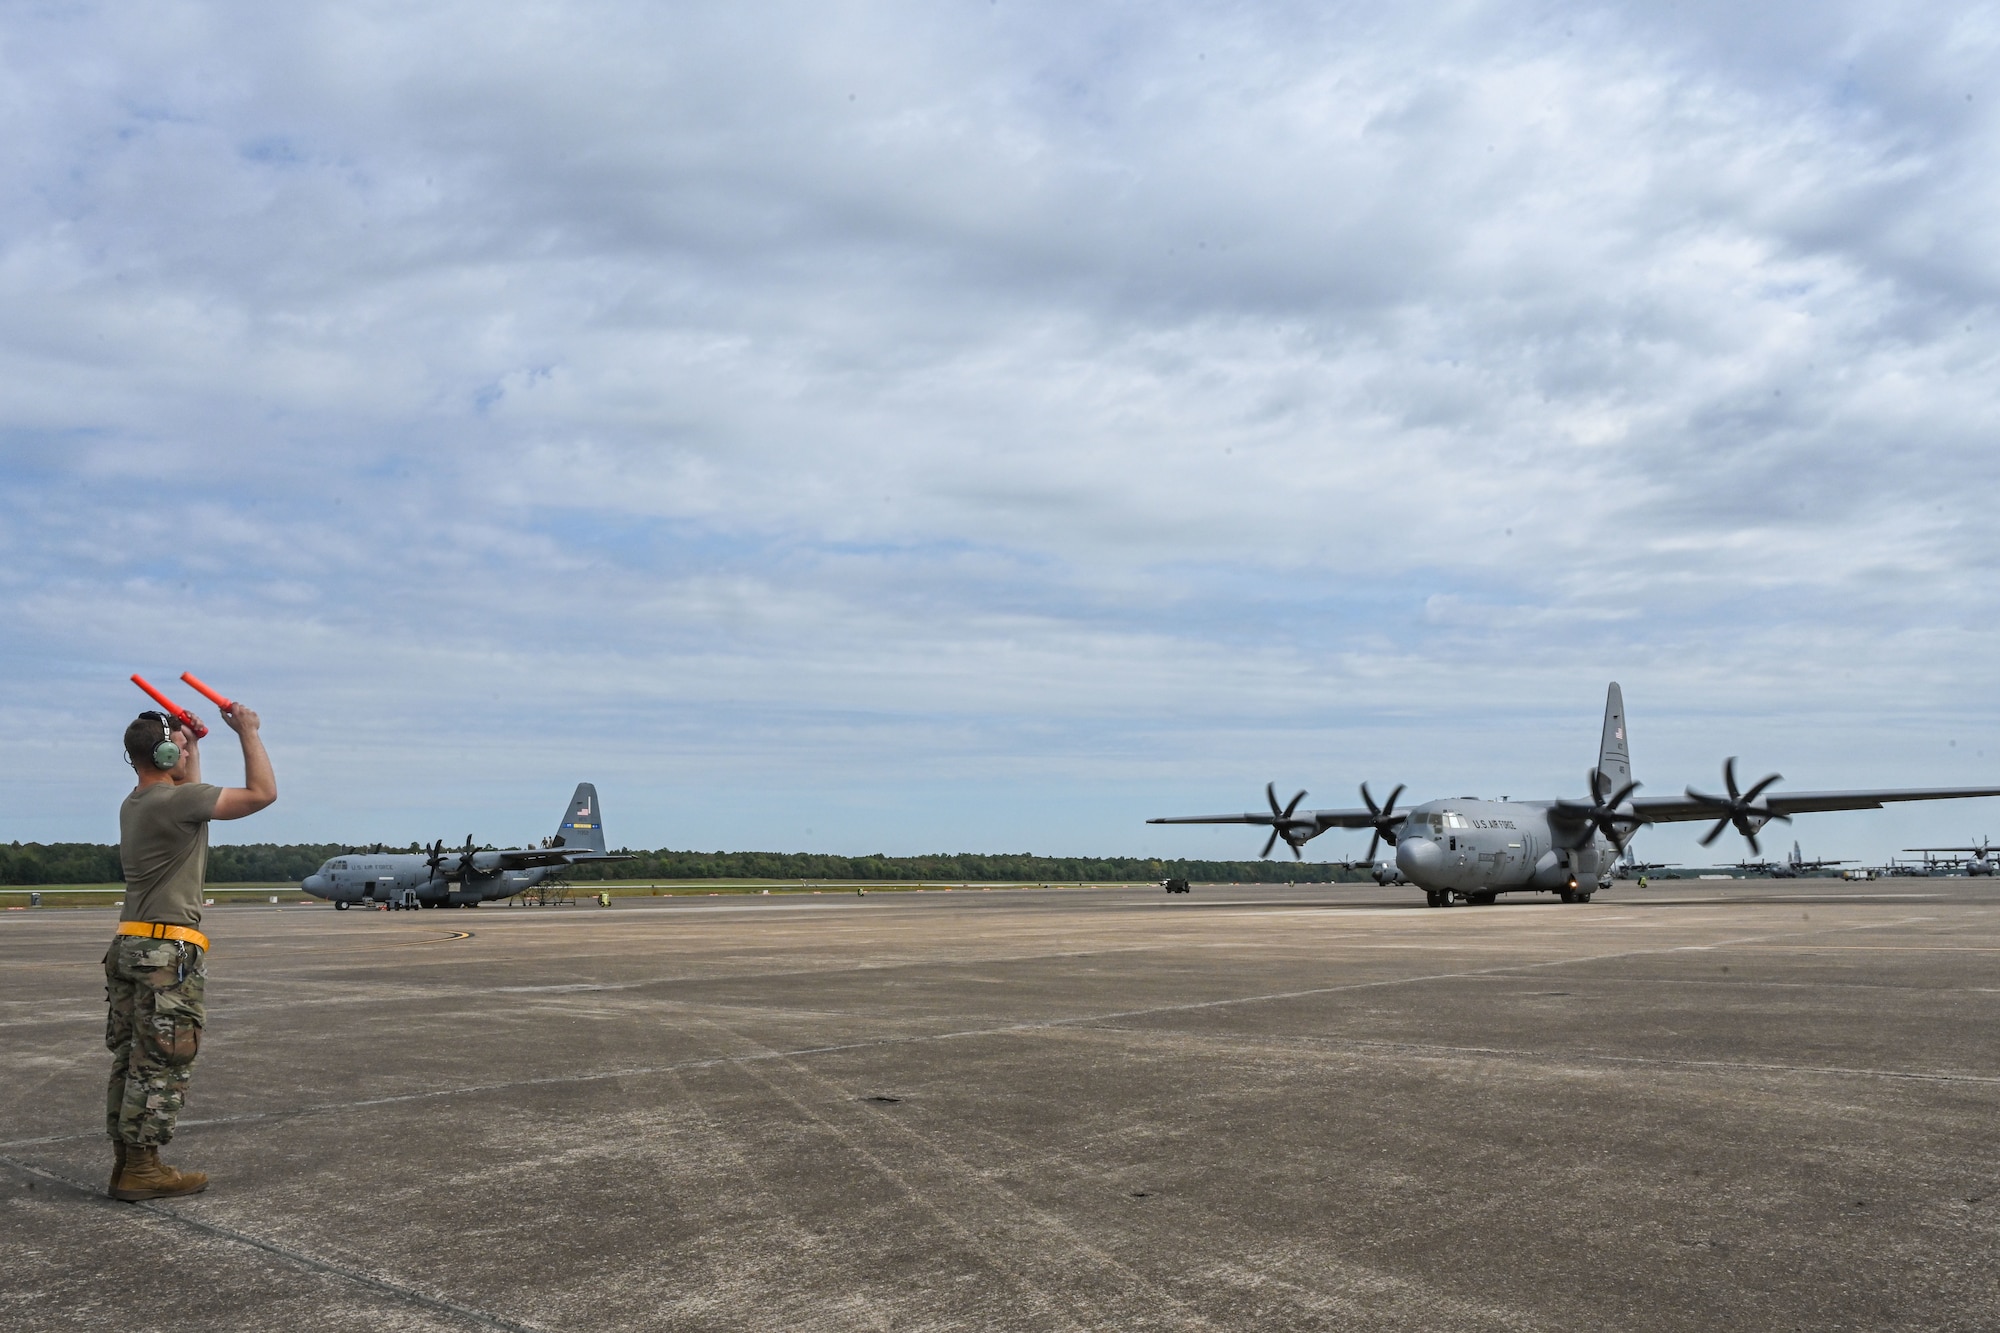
<box><xmin>4</xmin><ymin>2</ymin><xmax>1998</xmax><ymax>864</ymax></box>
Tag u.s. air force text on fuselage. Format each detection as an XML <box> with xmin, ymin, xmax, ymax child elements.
<box><xmin>1148</xmin><ymin>683</ymin><xmax>2000</xmax><ymax>908</ymax></box>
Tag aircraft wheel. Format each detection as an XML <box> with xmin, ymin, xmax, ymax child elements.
<box><xmin>1559</xmin><ymin>889</ymin><xmax>1577</xmax><ymax>904</ymax></box>
<box><xmin>1471</xmin><ymin>892</ymin><xmax>1497</xmax><ymax>906</ymax></box>
<box><xmin>334</xmin><ymin>901</ymin><xmax>349</xmax><ymax>911</ymax></box>
<box><xmin>1577</xmin><ymin>892</ymin><xmax>1594</xmax><ymax>903</ymax></box>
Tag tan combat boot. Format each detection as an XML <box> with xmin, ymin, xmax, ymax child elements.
<box><xmin>112</xmin><ymin>1145</ymin><xmax>209</xmax><ymax>1201</ymax></box>
<box><xmin>107</xmin><ymin>1139</ymin><xmax>127</xmax><ymax>1196</ymax></box>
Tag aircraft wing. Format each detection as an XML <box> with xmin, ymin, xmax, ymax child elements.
<box><xmin>491</xmin><ymin>847</ymin><xmax>637</xmax><ymax>870</ymax></box>
<box><xmin>490</xmin><ymin>848</ymin><xmax>583</xmax><ymax>869</ymax></box>
<box><xmin>1146</xmin><ymin>807</ymin><xmax>1384</xmax><ymax>831</ymax></box>
<box><xmin>1632</xmin><ymin>786</ymin><xmax>2000</xmax><ymax>824</ymax></box>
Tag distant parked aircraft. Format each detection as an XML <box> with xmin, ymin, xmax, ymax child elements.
<box><xmin>1902</xmin><ymin>838</ymin><xmax>1999</xmax><ymax>876</ymax></box>
<box><xmin>1730</xmin><ymin>841</ymin><xmax>1850</xmax><ymax>878</ymax></box>
<box><xmin>1614</xmin><ymin>851</ymin><xmax>1677</xmax><ymax>878</ymax></box>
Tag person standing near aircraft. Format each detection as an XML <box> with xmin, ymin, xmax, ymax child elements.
<box><xmin>106</xmin><ymin>701</ymin><xmax>275</xmax><ymax>1200</ymax></box>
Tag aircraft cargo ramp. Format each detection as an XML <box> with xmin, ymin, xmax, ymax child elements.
<box><xmin>3</xmin><ymin>879</ymin><xmax>1996</xmax><ymax>1331</ymax></box>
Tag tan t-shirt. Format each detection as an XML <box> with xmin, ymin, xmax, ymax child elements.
<box><xmin>119</xmin><ymin>782</ymin><xmax>221</xmax><ymax>928</ymax></box>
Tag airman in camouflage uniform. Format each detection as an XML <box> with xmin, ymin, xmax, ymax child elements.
<box><xmin>104</xmin><ymin>933</ymin><xmax>206</xmax><ymax>1147</ymax></box>
<box><xmin>107</xmin><ymin>702</ymin><xmax>274</xmax><ymax>1200</ymax></box>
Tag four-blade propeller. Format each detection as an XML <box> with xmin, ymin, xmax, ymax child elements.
<box><xmin>1687</xmin><ymin>757</ymin><xmax>1790</xmax><ymax>855</ymax></box>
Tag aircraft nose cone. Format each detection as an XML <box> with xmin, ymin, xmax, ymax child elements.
<box><xmin>301</xmin><ymin>875</ymin><xmax>327</xmax><ymax>895</ymax></box>
<box><xmin>1397</xmin><ymin>837</ymin><xmax>1442</xmax><ymax>883</ymax></box>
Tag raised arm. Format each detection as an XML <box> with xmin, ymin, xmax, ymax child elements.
<box><xmin>211</xmin><ymin>703</ymin><xmax>276</xmax><ymax>821</ymax></box>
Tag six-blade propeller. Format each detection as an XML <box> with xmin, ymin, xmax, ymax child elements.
<box><xmin>1360</xmin><ymin>782</ymin><xmax>1407</xmax><ymax>863</ymax></box>
<box><xmin>1260</xmin><ymin>783</ymin><xmax>1314</xmax><ymax>860</ymax></box>
<box><xmin>1687</xmin><ymin>757</ymin><xmax>1789</xmax><ymax>855</ymax></box>
<box><xmin>1556</xmin><ymin>768</ymin><xmax>1644</xmax><ymax>852</ymax></box>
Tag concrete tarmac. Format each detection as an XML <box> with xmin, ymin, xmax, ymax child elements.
<box><xmin>4</xmin><ymin>879</ymin><xmax>1997</xmax><ymax>1331</ymax></box>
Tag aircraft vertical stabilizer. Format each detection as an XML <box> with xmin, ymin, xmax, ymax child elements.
<box><xmin>558</xmin><ymin>783</ymin><xmax>608</xmax><ymax>853</ymax></box>
<box><xmin>1597</xmin><ymin>682</ymin><xmax>1631</xmax><ymax>796</ymax></box>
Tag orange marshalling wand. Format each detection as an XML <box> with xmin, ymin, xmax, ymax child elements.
<box><xmin>130</xmin><ymin>674</ymin><xmax>209</xmax><ymax>739</ymax></box>
<box><xmin>179</xmin><ymin>671</ymin><xmax>235</xmax><ymax>713</ymax></box>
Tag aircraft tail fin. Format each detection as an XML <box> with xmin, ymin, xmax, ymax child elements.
<box><xmin>1596</xmin><ymin>682</ymin><xmax>1631</xmax><ymax>796</ymax></box>
<box><xmin>556</xmin><ymin>783</ymin><xmax>607</xmax><ymax>854</ymax></box>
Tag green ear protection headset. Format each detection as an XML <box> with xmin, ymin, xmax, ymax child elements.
<box><xmin>148</xmin><ymin>712</ymin><xmax>181</xmax><ymax>770</ymax></box>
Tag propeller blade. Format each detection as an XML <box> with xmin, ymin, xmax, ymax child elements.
<box><xmin>1366</xmin><ymin>830</ymin><xmax>1381</xmax><ymax>863</ymax></box>
<box><xmin>1381</xmin><ymin>784</ymin><xmax>1404</xmax><ymax>817</ymax></box>
<box><xmin>1266</xmin><ymin>782</ymin><xmax>1282</xmax><ymax>818</ymax></box>
<box><xmin>1290</xmin><ymin>841</ymin><xmax>1303</xmax><ymax>861</ymax></box>
<box><xmin>1699</xmin><ymin>817</ymin><xmax>1731</xmax><ymax>846</ymax></box>
<box><xmin>1741</xmin><ymin>773</ymin><xmax>1783</xmax><ymax>804</ymax></box>
<box><xmin>1261</xmin><ymin>828</ymin><xmax>1280</xmax><ymax>859</ymax></box>
<box><xmin>1282</xmin><ymin>789</ymin><xmax>1307</xmax><ymax>819</ymax></box>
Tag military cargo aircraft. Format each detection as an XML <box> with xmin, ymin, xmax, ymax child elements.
<box><xmin>301</xmin><ymin>783</ymin><xmax>631</xmax><ymax>909</ymax></box>
<box><xmin>1614</xmin><ymin>851</ymin><xmax>1676</xmax><ymax>878</ymax></box>
<box><xmin>1730</xmin><ymin>841</ymin><xmax>1850</xmax><ymax>878</ymax></box>
<box><xmin>1148</xmin><ymin>684</ymin><xmax>2000</xmax><ymax>907</ymax></box>
<box><xmin>1902</xmin><ymin>838</ymin><xmax>1999</xmax><ymax>876</ymax></box>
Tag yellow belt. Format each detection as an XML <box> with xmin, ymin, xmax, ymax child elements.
<box><xmin>116</xmin><ymin>921</ymin><xmax>210</xmax><ymax>952</ymax></box>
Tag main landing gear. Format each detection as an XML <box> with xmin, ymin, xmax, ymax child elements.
<box><xmin>1424</xmin><ymin>890</ymin><xmax>1504</xmax><ymax>908</ymax></box>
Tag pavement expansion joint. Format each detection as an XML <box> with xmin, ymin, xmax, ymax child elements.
<box><xmin>0</xmin><ymin>1152</ymin><xmax>555</xmax><ymax>1333</ymax></box>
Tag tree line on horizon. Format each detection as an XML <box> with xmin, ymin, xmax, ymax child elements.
<box><xmin>1</xmin><ymin>841</ymin><xmax>1369</xmax><ymax>886</ymax></box>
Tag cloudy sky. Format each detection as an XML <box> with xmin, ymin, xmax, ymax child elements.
<box><xmin>5</xmin><ymin>2</ymin><xmax>1998</xmax><ymax>865</ymax></box>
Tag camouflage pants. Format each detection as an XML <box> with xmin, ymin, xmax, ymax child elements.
<box><xmin>104</xmin><ymin>935</ymin><xmax>206</xmax><ymax>1146</ymax></box>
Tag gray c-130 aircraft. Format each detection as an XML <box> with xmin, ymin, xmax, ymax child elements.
<box><xmin>301</xmin><ymin>783</ymin><xmax>632</xmax><ymax>909</ymax></box>
<box><xmin>1149</xmin><ymin>684</ymin><xmax>2000</xmax><ymax>907</ymax></box>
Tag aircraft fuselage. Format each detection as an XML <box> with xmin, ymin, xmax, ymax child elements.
<box><xmin>1393</xmin><ymin>799</ymin><xmax>1622</xmax><ymax>901</ymax></box>
<box><xmin>300</xmin><ymin>853</ymin><xmax>557</xmax><ymax>909</ymax></box>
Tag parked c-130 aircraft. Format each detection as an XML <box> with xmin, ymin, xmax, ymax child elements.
<box><xmin>1149</xmin><ymin>685</ymin><xmax>2000</xmax><ymax>907</ymax></box>
<box><xmin>301</xmin><ymin>783</ymin><xmax>631</xmax><ymax>909</ymax></box>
